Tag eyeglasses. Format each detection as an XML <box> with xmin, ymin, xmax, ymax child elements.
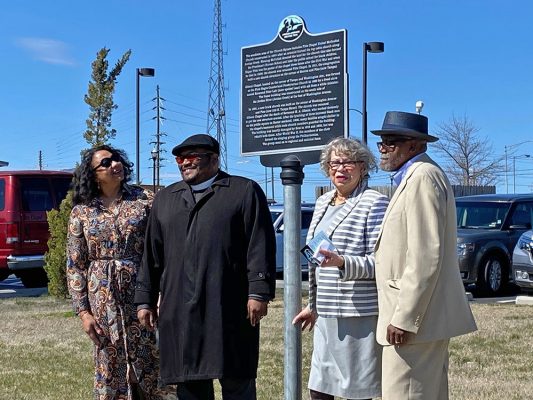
<box><xmin>376</xmin><ymin>137</ymin><xmax>413</xmax><ymax>152</ymax></box>
<box><xmin>327</xmin><ymin>160</ymin><xmax>361</xmax><ymax>170</ymax></box>
<box><xmin>93</xmin><ymin>153</ymin><xmax>122</xmax><ymax>171</ymax></box>
<box><xmin>175</xmin><ymin>152</ymin><xmax>213</xmax><ymax>164</ymax></box>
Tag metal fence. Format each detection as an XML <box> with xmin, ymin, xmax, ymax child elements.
<box><xmin>452</xmin><ymin>185</ymin><xmax>496</xmax><ymax>197</ymax></box>
<box><xmin>370</xmin><ymin>185</ymin><xmax>496</xmax><ymax>199</ymax></box>
<box><xmin>315</xmin><ymin>184</ymin><xmax>496</xmax><ymax>200</ymax></box>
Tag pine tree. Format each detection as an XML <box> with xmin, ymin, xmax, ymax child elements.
<box><xmin>84</xmin><ymin>47</ymin><xmax>131</xmax><ymax>146</ymax></box>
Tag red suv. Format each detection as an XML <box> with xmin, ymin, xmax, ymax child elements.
<box><xmin>0</xmin><ymin>170</ymin><xmax>72</xmax><ymax>287</ymax></box>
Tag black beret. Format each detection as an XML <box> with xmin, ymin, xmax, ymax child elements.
<box><xmin>171</xmin><ymin>134</ymin><xmax>220</xmax><ymax>156</ymax></box>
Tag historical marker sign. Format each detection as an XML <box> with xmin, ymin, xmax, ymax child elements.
<box><xmin>241</xmin><ymin>15</ymin><xmax>348</xmax><ymax>162</ymax></box>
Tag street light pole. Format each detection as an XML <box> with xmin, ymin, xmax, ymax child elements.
<box><xmin>151</xmin><ymin>148</ymin><xmax>158</xmax><ymax>193</ymax></box>
<box><xmin>504</xmin><ymin>140</ymin><xmax>533</xmax><ymax>193</ymax></box>
<box><xmin>513</xmin><ymin>155</ymin><xmax>515</xmax><ymax>194</ymax></box>
<box><xmin>271</xmin><ymin>167</ymin><xmax>275</xmax><ymax>202</ymax></box>
<box><xmin>362</xmin><ymin>42</ymin><xmax>384</xmax><ymax>144</ymax></box>
<box><xmin>505</xmin><ymin>145</ymin><xmax>508</xmax><ymax>193</ymax></box>
<box><xmin>264</xmin><ymin>167</ymin><xmax>268</xmax><ymax>200</ymax></box>
<box><xmin>513</xmin><ymin>154</ymin><xmax>531</xmax><ymax>194</ymax></box>
<box><xmin>135</xmin><ymin>67</ymin><xmax>155</xmax><ymax>185</ymax></box>
<box><xmin>348</xmin><ymin>108</ymin><xmax>362</xmax><ymax>138</ymax></box>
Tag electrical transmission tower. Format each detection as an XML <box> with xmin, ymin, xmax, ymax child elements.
<box><xmin>150</xmin><ymin>85</ymin><xmax>166</xmax><ymax>190</ymax></box>
<box><xmin>206</xmin><ymin>0</ymin><xmax>228</xmax><ymax>170</ymax></box>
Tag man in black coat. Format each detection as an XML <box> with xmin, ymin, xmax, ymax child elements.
<box><xmin>135</xmin><ymin>134</ymin><xmax>276</xmax><ymax>400</ymax></box>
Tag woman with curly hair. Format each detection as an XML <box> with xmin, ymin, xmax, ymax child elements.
<box><xmin>67</xmin><ymin>145</ymin><xmax>172</xmax><ymax>399</ymax></box>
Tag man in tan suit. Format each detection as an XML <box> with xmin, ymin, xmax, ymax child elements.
<box><xmin>371</xmin><ymin>111</ymin><xmax>477</xmax><ymax>399</ymax></box>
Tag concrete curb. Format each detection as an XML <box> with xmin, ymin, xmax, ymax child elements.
<box><xmin>515</xmin><ymin>295</ymin><xmax>533</xmax><ymax>305</ymax></box>
<box><xmin>0</xmin><ymin>287</ymin><xmax>47</xmax><ymax>299</ymax></box>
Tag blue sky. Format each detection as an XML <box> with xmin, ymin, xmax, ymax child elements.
<box><xmin>2</xmin><ymin>0</ymin><xmax>533</xmax><ymax>202</ymax></box>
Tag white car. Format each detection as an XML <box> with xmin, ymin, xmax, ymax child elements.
<box><xmin>269</xmin><ymin>204</ymin><xmax>315</xmax><ymax>276</ymax></box>
<box><xmin>512</xmin><ymin>230</ymin><xmax>533</xmax><ymax>293</ymax></box>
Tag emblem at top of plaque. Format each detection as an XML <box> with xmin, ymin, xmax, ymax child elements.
<box><xmin>278</xmin><ymin>15</ymin><xmax>306</xmax><ymax>42</ymax></box>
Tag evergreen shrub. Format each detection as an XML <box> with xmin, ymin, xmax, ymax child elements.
<box><xmin>44</xmin><ymin>191</ymin><xmax>73</xmax><ymax>298</ymax></box>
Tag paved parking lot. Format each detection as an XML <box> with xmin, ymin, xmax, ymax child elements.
<box><xmin>1</xmin><ymin>275</ymin><xmax>530</xmax><ymax>304</ymax></box>
<box><xmin>0</xmin><ymin>275</ymin><xmax>47</xmax><ymax>299</ymax></box>
<box><xmin>277</xmin><ymin>279</ymin><xmax>532</xmax><ymax>305</ymax></box>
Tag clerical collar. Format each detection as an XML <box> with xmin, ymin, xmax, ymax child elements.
<box><xmin>391</xmin><ymin>153</ymin><xmax>425</xmax><ymax>186</ymax></box>
<box><xmin>190</xmin><ymin>174</ymin><xmax>217</xmax><ymax>192</ymax></box>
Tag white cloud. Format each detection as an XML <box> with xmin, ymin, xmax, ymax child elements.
<box><xmin>15</xmin><ymin>37</ymin><xmax>75</xmax><ymax>66</ymax></box>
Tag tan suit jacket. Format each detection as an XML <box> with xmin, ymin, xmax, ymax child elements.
<box><xmin>375</xmin><ymin>154</ymin><xmax>477</xmax><ymax>346</ymax></box>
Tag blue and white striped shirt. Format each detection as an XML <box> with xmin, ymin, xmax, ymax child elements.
<box><xmin>307</xmin><ymin>183</ymin><xmax>389</xmax><ymax>318</ymax></box>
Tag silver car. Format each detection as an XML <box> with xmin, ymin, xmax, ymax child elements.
<box><xmin>270</xmin><ymin>204</ymin><xmax>314</xmax><ymax>276</ymax></box>
<box><xmin>512</xmin><ymin>230</ymin><xmax>533</xmax><ymax>293</ymax></box>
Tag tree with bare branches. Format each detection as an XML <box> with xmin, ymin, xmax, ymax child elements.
<box><xmin>433</xmin><ymin>114</ymin><xmax>502</xmax><ymax>185</ymax></box>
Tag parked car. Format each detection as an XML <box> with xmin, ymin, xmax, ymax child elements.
<box><xmin>512</xmin><ymin>230</ymin><xmax>533</xmax><ymax>293</ymax></box>
<box><xmin>456</xmin><ymin>194</ymin><xmax>533</xmax><ymax>295</ymax></box>
<box><xmin>270</xmin><ymin>203</ymin><xmax>314</xmax><ymax>276</ymax></box>
<box><xmin>0</xmin><ymin>170</ymin><xmax>73</xmax><ymax>287</ymax></box>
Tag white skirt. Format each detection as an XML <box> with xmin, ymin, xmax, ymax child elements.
<box><xmin>308</xmin><ymin>315</ymin><xmax>382</xmax><ymax>399</ymax></box>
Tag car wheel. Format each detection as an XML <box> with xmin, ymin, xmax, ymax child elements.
<box><xmin>477</xmin><ymin>255</ymin><xmax>507</xmax><ymax>296</ymax></box>
<box><xmin>16</xmin><ymin>268</ymin><xmax>48</xmax><ymax>288</ymax></box>
<box><xmin>0</xmin><ymin>269</ymin><xmax>11</xmax><ymax>282</ymax></box>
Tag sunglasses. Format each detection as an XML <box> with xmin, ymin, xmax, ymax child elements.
<box><xmin>376</xmin><ymin>137</ymin><xmax>413</xmax><ymax>152</ymax></box>
<box><xmin>175</xmin><ymin>152</ymin><xmax>213</xmax><ymax>164</ymax></box>
<box><xmin>93</xmin><ymin>153</ymin><xmax>122</xmax><ymax>170</ymax></box>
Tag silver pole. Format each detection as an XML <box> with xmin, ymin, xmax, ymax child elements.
<box><xmin>513</xmin><ymin>157</ymin><xmax>516</xmax><ymax>194</ymax></box>
<box><xmin>505</xmin><ymin>146</ymin><xmax>508</xmax><ymax>194</ymax></box>
<box><xmin>280</xmin><ymin>156</ymin><xmax>303</xmax><ymax>400</ymax></box>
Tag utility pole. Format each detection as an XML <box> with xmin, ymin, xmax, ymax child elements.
<box><xmin>206</xmin><ymin>0</ymin><xmax>228</xmax><ymax>170</ymax></box>
<box><xmin>150</xmin><ymin>85</ymin><xmax>166</xmax><ymax>190</ymax></box>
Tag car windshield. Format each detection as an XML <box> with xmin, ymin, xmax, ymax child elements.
<box><xmin>456</xmin><ymin>201</ymin><xmax>510</xmax><ymax>229</ymax></box>
<box><xmin>270</xmin><ymin>211</ymin><xmax>282</xmax><ymax>224</ymax></box>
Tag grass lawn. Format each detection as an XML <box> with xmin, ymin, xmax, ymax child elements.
<box><xmin>1</xmin><ymin>291</ymin><xmax>532</xmax><ymax>399</ymax></box>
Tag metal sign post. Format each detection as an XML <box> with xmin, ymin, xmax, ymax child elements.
<box><xmin>281</xmin><ymin>155</ymin><xmax>304</xmax><ymax>400</ymax></box>
<box><xmin>240</xmin><ymin>15</ymin><xmax>349</xmax><ymax>400</ymax></box>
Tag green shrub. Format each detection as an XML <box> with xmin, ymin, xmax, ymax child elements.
<box><xmin>44</xmin><ymin>191</ymin><xmax>73</xmax><ymax>298</ymax></box>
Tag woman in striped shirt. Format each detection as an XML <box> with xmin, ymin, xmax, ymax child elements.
<box><xmin>293</xmin><ymin>137</ymin><xmax>389</xmax><ymax>400</ymax></box>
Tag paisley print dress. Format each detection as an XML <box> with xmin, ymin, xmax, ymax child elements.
<box><xmin>67</xmin><ymin>185</ymin><xmax>168</xmax><ymax>400</ymax></box>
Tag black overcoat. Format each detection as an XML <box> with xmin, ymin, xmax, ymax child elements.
<box><xmin>135</xmin><ymin>171</ymin><xmax>276</xmax><ymax>384</ymax></box>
